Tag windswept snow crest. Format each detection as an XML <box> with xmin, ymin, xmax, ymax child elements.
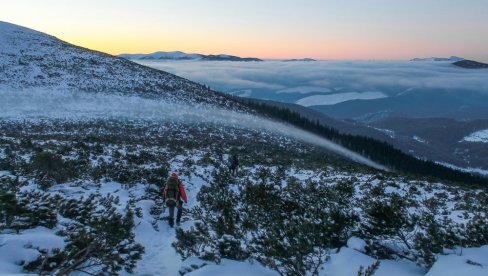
<box><xmin>0</xmin><ymin>90</ymin><xmax>387</xmax><ymax>170</ymax></box>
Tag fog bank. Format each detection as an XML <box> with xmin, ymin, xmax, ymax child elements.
<box><xmin>0</xmin><ymin>90</ymin><xmax>387</xmax><ymax>170</ymax></box>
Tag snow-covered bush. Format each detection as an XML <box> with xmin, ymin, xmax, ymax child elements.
<box><xmin>1</xmin><ymin>119</ymin><xmax>487</xmax><ymax>275</ymax></box>
<box><xmin>25</xmin><ymin>195</ymin><xmax>144</xmax><ymax>274</ymax></box>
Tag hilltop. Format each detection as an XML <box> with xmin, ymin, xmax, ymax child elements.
<box><xmin>453</xmin><ymin>59</ymin><xmax>488</xmax><ymax>69</ymax></box>
<box><xmin>0</xmin><ymin>21</ymin><xmax>235</xmax><ymax>106</ymax></box>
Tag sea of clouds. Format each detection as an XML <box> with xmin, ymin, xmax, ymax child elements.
<box><xmin>138</xmin><ymin>60</ymin><xmax>488</xmax><ymax>106</ymax></box>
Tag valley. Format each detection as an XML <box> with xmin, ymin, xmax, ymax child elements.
<box><xmin>133</xmin><ymin>58</ymin><xmax>488</xmax><ymax>172</ymax></box>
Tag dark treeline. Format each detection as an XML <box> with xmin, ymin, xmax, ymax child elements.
<box><xmin>235</xmin><ymin>97</ymin><xmax>488</xmax><ymax>187</ymax></box>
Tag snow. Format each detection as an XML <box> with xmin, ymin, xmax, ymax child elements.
<box><xmin>413</xmin><ymin>135</ymin><xmax>428</xmax><ymax>144</ymax></box>
<box><xmin>376</xmin><ymin>260</ymin><xmax>424</xmax><ymax>276</ymax></box>
<box><xmin>295</xmin><ymin>91</ymin><xmax>387</xmax><ymax>107</ymax></box>
<box><xmin>373</xmin><ymin>127</ymin><xmax>396</xmax><ymax>138</ymax></box>
<box><xmin>320</xmin><ymin>247</ymin><xmax>423</xmax><ymax>276</ymax></box>
<box><xmin>0</xmin><ymin>170</ymin><xmax>12</xmax><ymax>177</ymax></box>
<box><xmin>0</xmin><ymin>21</ymin><xmax>41</xmax><ymax>55</ymax></box>
<box><xmin>320</xmin><ymin>247</ymin><xmax>375</xmax><ymax>275</ymax></box>
<box><xmin>129</xmin><ymin>200</ymin><xmax>182</xmax><ymax>276</ymax></box>
<box><xmin>0</xmin><ymin>227</ymin><xmax>65</xmax><ymax>274</ymax></box>
<box><xmin>185</xmin><ymin>259</ymin><xmax>279</xmax><ymax>276</ymax></box>
<box><xmin>426</xmin><ymin>246</ymin><xmax>488</xmax><ymax>276</ymax></box>
<box><xmin>0</xmin><ymin>178</ymin><xmax>186</xmax><ymax>276</ymax></box>
<box><xmin>0</xmin><ymin>145</ymin><xmax>486</xmax><ymax>275</ymax></box>
<box><xmin>0</xmin><ymin>21</ymin><xmax>231</xmax><ymax>106</ymax></box>
<box><xmin>461</xmin><ymin>129</ymin><xmax>488</xmax><ymax>143</ymax></box>
<box><xmin>0</xmin><ymin>155</ymin><xmax>280</xmax><ymax>275</ymax></box>
<box><xmin>44</xmin><ymin>180</ymin><xmax>188</xmax><ymax>275</ymax></box>
<box><xmin>347</xmin><ymin>236</ymin><xmax>366</xmax><ymax>252</ymax></box>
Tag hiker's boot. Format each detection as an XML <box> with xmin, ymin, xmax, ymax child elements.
<box><xmin>168</xmin><ymin>217</ymin><xmax>174</xmax><ymax>228</ymax></box>
<box><xmin>176</xmin><ymin>207</ymin><xmax>183</xmax><ymax>224</ymax></box>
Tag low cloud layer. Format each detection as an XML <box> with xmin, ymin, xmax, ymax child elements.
<box><xmin>0</xmin><ymin>90</ymin><xmax>387</xmax><ymax>170</ymax></box>
<box><xmin>139</xmin><ymin>60</ymin><xmax>488</xmax><ymax>100</ymax></box>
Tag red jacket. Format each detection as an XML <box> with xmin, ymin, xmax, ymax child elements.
<box><xmin>164</xmin><ymin>181</ymin><xmax>188</xmax><ymax>202</ymax></box>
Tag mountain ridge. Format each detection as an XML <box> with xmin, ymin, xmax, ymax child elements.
<box><xmin>410</xmin><ymin>56</ymin><xmax>464</xmax><ymax>62</ymax></box>
<box><xmin>453</xmin><ymin>59</ymin><xmax>488</xmax><ymax>69</ymax></box>
<box><xmin>119</xmin><ymin>51</ymin><xmax>263</xmax><ymax>61</ymax></box>
<box><xmin>0</xmin><ymin>21</ymin><xmax>239</xmax><ymax>107</ymax></box>
<box><xmin>283</xmin><ymin>58</ymin><xmax>317</xmax><ymax>62</ymax></box>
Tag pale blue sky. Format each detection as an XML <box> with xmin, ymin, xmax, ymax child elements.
<box><xmin>1</xmin><ymin>0</ymin><xmax>487</xmax><ymax>60</ymax></box>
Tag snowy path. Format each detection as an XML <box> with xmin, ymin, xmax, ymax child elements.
<box><xmin>129</xmin><ymin>202</ymin><xmax>182</xmax><ymax>276</ymax></box>
<box><xmin>127</xmin><ymin>161</ymin><xmax>211</xmax><ymax>276</ymax></box>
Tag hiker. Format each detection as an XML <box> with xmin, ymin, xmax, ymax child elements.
<box><xmin>228</xmin><ymin>155</ymin><xmax>239</xmax><ymax>175</ymax></box>
<box><xmin>162</xmin><ymin>173</ymin><xmax>187</xmax><ymax>227</ymax></box>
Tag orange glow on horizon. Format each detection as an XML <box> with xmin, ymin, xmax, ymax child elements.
<box><xmin>2</xmin><ymin>0</ymin><xmax>487</xmax><ymax>62</ymax></box>
<box><xmin>57</xmin><ymin>33</ymin><xmax>466</xmax><ymax>61</ymax></box>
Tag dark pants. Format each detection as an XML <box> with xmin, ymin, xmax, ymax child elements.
<box><xmin>168</xmin><ymin>201</ymin><xmax>183</xmax><ymax>226</ymax></box>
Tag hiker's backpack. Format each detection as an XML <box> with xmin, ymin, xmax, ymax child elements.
<box><xmin>165</xmin><ymin>177</ymin><xmax>180</xmax><ymax>207</ymax></box>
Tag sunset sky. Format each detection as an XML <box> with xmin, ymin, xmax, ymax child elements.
<box><xmin>1</xmin><ymin>0</ymin><xmax>488</xmax><ymax>61</ymax></box>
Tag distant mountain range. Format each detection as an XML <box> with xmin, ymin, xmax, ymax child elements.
<box><xmin>283</xmin><ymin>58</ymin><xmax>316</xmax><ymax>62</ymax></box>
<box><xmin>118</xmin><ymin>51</ymin><xmax>263</xmax><ymax>62</ymax></box>
<box><xmin>411</xmin><ymin>56</ymin><xmax>488</xmax><ymax>69</ymax></box>
<box><xmin>410</xmin><ymin>56</ymin><xmax>464</xmax><ymax>62</ymax></box>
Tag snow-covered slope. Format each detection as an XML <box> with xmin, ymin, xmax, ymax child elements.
<box><xmin>1</xmin><ymin>120</ymin><xmax>487</xmax><ymax>275</ymax></box>
<box><xmin>0</xmin><ymin>21</ymin><xmax>233</xmax><ymax>106</ymax></box>
<box><xmin>462</xmin><ymin>129</ymin><xmax>488</xmax><ymax>143</ymax></box>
